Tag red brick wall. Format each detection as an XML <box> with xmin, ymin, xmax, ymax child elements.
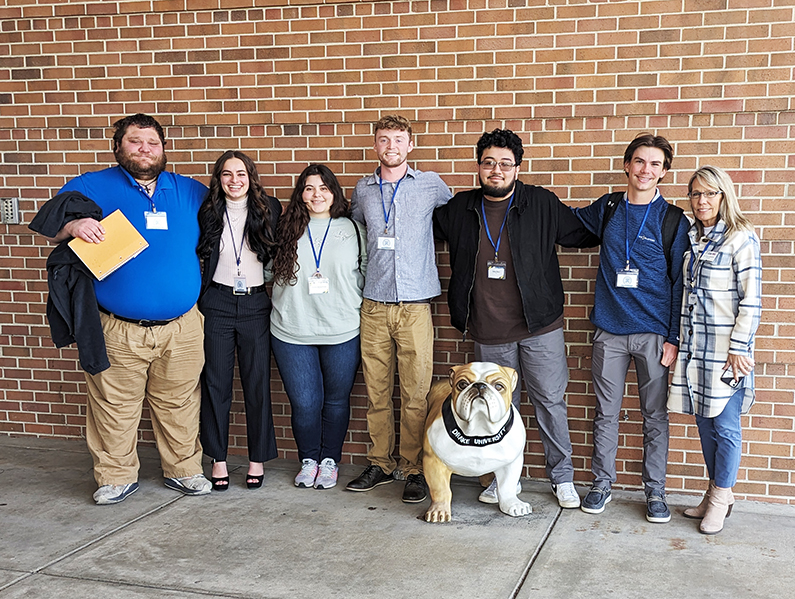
<box><xmin>1</xmin><ymin>0</ymin><xmax>793</xmax><ymax>502</ymax></box>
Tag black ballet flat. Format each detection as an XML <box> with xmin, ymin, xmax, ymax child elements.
<box><xmin>246</xmin><ymin>474</ymin><xmax>264</xmax><ymax>489</ymax></box>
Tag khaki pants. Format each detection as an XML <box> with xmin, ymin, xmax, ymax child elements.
<box><xmin>85</xmin><ymin>306</ymin><xmax>205</xmax><ymax>486</ymax></box>
<box><xmin>359</xmin><ymin>299</ymin><xmax>434</xmax><ymax>476</ymax></box>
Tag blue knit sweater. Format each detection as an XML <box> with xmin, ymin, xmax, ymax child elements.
<box><xmin>575</xmin><ymin>192</ymin><xmax>690</xmax><ymax>345</ymax></box>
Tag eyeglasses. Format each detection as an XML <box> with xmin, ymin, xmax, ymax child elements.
<box><xmin>479</xmin><ymin>159</ymin><xmax>517</xmax><ymax>172</ymax></box>
<box><xmin>687</xmin><ymin>190</ymin><xmax>722</xmax><ymax>200</ymax></box>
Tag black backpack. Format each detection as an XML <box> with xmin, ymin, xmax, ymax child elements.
<box><xmin>600</xmin><ymin>191</ymin><xmax>685</xmax><ymax>282</ymax></box>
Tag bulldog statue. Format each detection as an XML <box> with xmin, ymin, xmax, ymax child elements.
<box><xmin>423</xmin><ymin>362</ymin><xmax>531</xmax><ymax>523</ymax></box>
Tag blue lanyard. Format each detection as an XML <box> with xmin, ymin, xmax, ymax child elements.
<box><xmin>624</xmin><ymin>198</ymin><xmax>652</xmax><ymax>269</ymax></box>
<box><xmin>481</xmin><ymin>193</ymin><xmax>514</xmax><ymax>259</ymax></box>
<box><xmin>687</xmin><ymin>237</ymin><xmax>716</xmax><ymax>291</ymax></box>
<box><xmin>307</xmin><ymin>218</ymin><xmax>332</xmax><ymax>274</ymax></box>
<box><xmin>379</xmin><ymin>175</ymin><xmax>404</xmax><ymax>234</ymax></box>
<box><xmin>224</xmin><ymin>206</ymin><xmax>247</xmax><ymax>275</ymax></box>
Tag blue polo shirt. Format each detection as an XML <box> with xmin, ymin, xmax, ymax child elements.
<box><xmin>60</xmin><ymin>166</ymin><xmax>208</xmax><ymax>320</ymax></box>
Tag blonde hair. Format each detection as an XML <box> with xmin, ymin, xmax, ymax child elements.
<box><xmin>688</xmin><ymin>165</ymin><xmax>753</xmax><ymax>235</ymax></box>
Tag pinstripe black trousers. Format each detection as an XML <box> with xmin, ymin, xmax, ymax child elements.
<box><xmin>198</xmin><ymin>285</ymin><xmax>277</xmax><ymax>463</ymax></box>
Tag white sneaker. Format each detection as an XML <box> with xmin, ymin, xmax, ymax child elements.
<box><xmin>552</xmin><ymin>482</ymin><xmax>581</xmax><ymax>508</ymax></box>
<box><xmin>294</xmin><ymin>458</ymin><xmax>318</xmax><ymax>488</ymax></box>
<box><xmin>478</xmin><ymin>478</ymin><xmax>522</xmax><ymax>504</ymax></box>
<box><xmin>314</xmin><ymin>458</ymin><xmax>338</xmax><ymax>489</ymax></box>
<box><xmin>164</xmin><ymin>474</ymin><xmax>211</xmax><ymax>496</ymax></box>
<box><xmin>93</xmin><ymin>482</ymin><xmax>139</xmax><ymax>505</ymax></box>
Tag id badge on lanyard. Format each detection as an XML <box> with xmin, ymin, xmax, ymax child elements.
<box><xmin>487</xmin><ymin>260</ymin><xmax>506</xmax><ymax>280</ymax></box>
<box><xmin>144</xmin><ymin>210</ymin><xmax>168</xmax><ymax>230</ymax></box>
<box><xmin>308</xmin><ymin>272</ymin><xmax>330</xmax><ymax>294</ymax></box>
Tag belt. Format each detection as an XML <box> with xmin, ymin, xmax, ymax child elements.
<box><xmin>370</xmin><ymin>298</ymin><xmax>431</xmax><ymax>305</ymax></box>
<box><xmin>210</xmin><ymin>281</ymin><xmax>267</xmax><ymax>295</ymax></box>
<box><xmin>98</xmin><ymin>305</ymin><xmax>176</xmax><ymax>328</ymax></box>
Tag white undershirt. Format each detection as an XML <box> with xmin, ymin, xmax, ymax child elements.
<box><xmin>212</xmin><ymin>198</ymin><xmax>265</xmax><ymax>287</ymax></box>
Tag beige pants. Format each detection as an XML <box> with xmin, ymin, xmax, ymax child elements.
<box><xmin>359</xmin><ymin>299</ymin><xmax>434</xmax><ymax>476</ymax></box>
<box><xmin>85</xmin><ymin>306</ymin><xmax>205</xmax><ymax>486</ymax></box>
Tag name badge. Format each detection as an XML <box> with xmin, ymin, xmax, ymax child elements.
<box><xmin>701</xmin><ymin>250</ymin><xmax>718</xmax><ymax>262</ymax></box>
<box><xmin>144</xmin><ymin>211</ymin><xmax>168</xmax><ymax>230</ymax></box>
<box><xmin>487</xmin><ymin>260</ymin><xmax>506</xmax><ymax>280</ymax></box>
<box><xmin>616</xmin><ymin>268</ymin><xmax>639</xmax><ymax>288</ymax></box>
<box><xmin>688</xmin><ymin>293</ymin><xmax>697</xmax><ymax>305</ymax></box>
<box><xmin>308</xmin><ymin>273</ymin><xmax>330</xmax><ymax>295</ymax></box>
<box><xmin>377</xmin><ymin>236</ymin><xmax>395</xmax><ymax>250</ymax></box>
<box><xmin>233</xmin><ymin>275</ymin><xmax>248</xmax><ymax>295</ymax></box>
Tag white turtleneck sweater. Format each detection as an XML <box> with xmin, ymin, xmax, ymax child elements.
<box><xmin>211</xmin><ymin>198</ymin><xmax>265</xmax><ymax>287</ymax></box>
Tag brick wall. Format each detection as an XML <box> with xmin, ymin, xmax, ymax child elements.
<box><xmin>1</xmin><ymin>0</ymin><xmax>793</xmax><ymax>503</ymax></box>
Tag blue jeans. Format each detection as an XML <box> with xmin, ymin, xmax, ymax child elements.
<box><xmin>271</xmin><ymin>335</ymin><xmax>360</xmax><ymax>463</ymax></box>
<box><xmin>696</xmin><ymin>389</ymin><xmax>743</xmax><ymax>488</ymax></box>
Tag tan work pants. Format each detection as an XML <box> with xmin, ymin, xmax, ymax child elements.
<box><xmin>359</xmin><ymin>299</ymin><xmax>434</xmax><ymax>476</ymax></box>
<box><xmin>85</xmin><ymin>306</ymin><xmax>205</xmax><ymax>486</ymax></box>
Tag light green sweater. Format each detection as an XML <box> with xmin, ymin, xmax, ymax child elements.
<box><xmin>271</xmin><ymin>217</ymin><xmax>367</xmax><ymax>345</ymax></box>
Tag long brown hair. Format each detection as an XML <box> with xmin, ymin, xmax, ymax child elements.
<box><xmin>197</xmin><ymin>150</ymin><xmax>277</xmax><ymax>264</ymax></box>
<box><xmin>271</xmin><ymin>164</ymin><xmax>350</xmax><ymax>286</ymax></box>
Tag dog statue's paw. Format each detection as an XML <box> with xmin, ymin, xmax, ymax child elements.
<box><xmin>499</xmin><ymin>499</ymin><xmax>532</xmax><ymax>517</ymax></box>
<box><xmin>424</xmin><ymin>502</ymin><xmax>452</xmax><ymax>523</ymax></box>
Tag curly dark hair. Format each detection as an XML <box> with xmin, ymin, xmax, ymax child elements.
<box><xmin>197</xmin><ymin>150</ymin><xmax>277</xmax><ymax>265</ymax></box>
<box><xmin>271</xmin><ymin>164</ymin><xmax>350</xmax><ymax>286</ymax></box>
<box><xmin>476</xmin><ymin>129</ymin><xmax>524</xmax><ymax>166</ymax></box>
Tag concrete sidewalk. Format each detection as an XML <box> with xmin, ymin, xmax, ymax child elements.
<box><xmin>1</xmin><ymin>435</ymin><xmax>793</xmax><ymax>599</ymax></box>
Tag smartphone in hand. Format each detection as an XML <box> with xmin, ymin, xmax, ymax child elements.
<box><xmin>720</xmin><ymin>370</ymin><xmax>744</xmax><ymax>388</ymax></box>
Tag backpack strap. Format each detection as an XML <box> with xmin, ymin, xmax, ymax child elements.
<box><xmin>599</xmin><ymin>191</ymin><xmax>625</xmax><ymax>239</ymax></box>
<box><xmin>347</xmin><ymin>216</ymin><xmax>364</xmax><ymax>276</ymax></box>
<box><xmin>661</xmin><ymin>203</ymin><xmax>685</xmax><ymax>282</ymax></box>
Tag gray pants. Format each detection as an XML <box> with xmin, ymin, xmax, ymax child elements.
<box><xmin>590</xmin><ymin>328</ymin><xmax>670</xmax><ymax>495</ymax></box>
<box><xmin>474</xmin><ymin>327</ymin><xmax>574</xmax><ymax>484</ymax></box>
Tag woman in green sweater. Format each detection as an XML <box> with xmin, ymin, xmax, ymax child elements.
<box><xmin>270</xmin><ymin>164</ymin><xmax>367</xmax><ymax>490</ymax></box>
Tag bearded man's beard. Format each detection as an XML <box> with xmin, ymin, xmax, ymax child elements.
<box><xmin>115</xmin><ymin>148</ymin><xmax>167</xmax><ymax>180</ymax></box>
<box><xmin>480</xmin><ymin>178</ymin><xmax>515</xmax><ymax>199</ymax></box>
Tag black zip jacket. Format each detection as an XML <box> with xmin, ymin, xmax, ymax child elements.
<box><xmin>433</xmin><ymin>180</ymin><xmax>600</xmax><ymax>336</ymax></box>
<box><xmin>29</xmin><ymin>191</ymin><xmax>110</xmax><ymax>375</ymax></box>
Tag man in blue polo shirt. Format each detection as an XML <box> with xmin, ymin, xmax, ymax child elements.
<box><xmin>39</xmin><ymin>114</ymin><xmax>211</xmax><ymax>504</ymax></box>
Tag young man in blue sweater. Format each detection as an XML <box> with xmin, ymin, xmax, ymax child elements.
<box><xmin>574</xmin><ymin>134</ymin><xmax>690</xmax><ymax>523</ymax></box>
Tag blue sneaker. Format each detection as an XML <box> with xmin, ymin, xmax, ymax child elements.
<box><xmin>646</xmin><ymin>492</ymin><xmax>671</xmax><ymax>523</ymax></box>
<box><xmin>581</xmin><ymin>485</ymin><xmax>611</xmax><ymax>514</ymax></box>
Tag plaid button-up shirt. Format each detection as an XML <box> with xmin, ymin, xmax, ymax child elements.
<box><xmin>668</xmin><ymin>220</ymin><xmax>762</xmax><ymax>418</ymax></box>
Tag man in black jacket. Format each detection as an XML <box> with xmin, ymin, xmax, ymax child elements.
<box><xmin>433</xmin><ymin>129</ymin><xmax>598</xmax><ymax>508</ymax></box>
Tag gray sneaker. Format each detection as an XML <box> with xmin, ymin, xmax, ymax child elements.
<box><xmin>164</xmin><ymin>474</ymin><xmax>211</xmax><ymax>496</ymax></box>
<box><xmin>314</xmin><ymin>458</ymin><xmax>338</xmax><ymax>489</ymax></box>
<box><xmin>294</xmin><ymin>458</ymin><xmax>319</xmax><ymax>488</ymax></box>
<box><xmin>93</xmin><ymin>482</ymin><xmax>139</xmax><ymax>505</ymax></box>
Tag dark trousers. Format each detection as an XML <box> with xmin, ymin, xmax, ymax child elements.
<box><xmin>199</xmin><ymin>285</ymin><xmax>277</xmax><ymax>463</ymax></box>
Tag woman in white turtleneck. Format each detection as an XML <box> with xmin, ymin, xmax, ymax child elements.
<box><xmin>197</xmin><ymin>151</ymin><xmax>281</xmax><ymax>491</ymax></box>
